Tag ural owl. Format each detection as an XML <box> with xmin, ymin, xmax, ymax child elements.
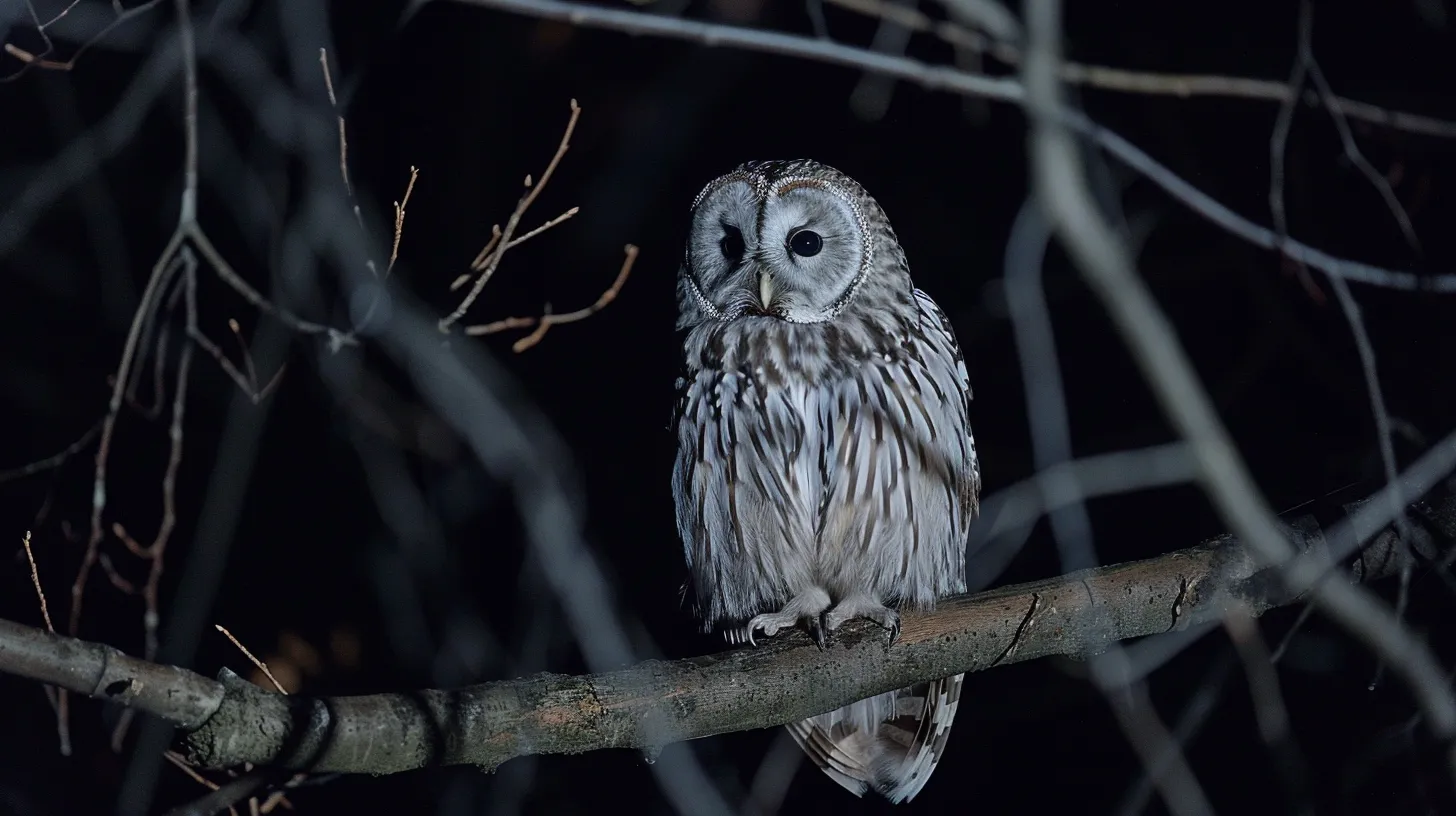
<box><xmin>671</xmin><ymin>159</ymin><xmax>980</xmax><ymax>802</ymax></box>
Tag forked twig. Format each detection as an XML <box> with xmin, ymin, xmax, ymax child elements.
<box><xmin>465</xmin><ymin>244</ymin><xmax>637</xmax><ymax>351</ymax></box>
<box><xmin>1</xmin><ymin>0</ymin><xmax>166</xmax><ymax>81</ymax></box>
<box><xmin>320</xmin><ymin>47</ymin><xmax>419</xmax><ymax>300</ymax></box>
<box><xmin>439</xmin><ymin>99</ymin><xmax>583</xmax><ymax>330</ymax></box>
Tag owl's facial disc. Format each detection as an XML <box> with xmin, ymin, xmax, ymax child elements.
<box><xmin>685</xmin><ymin>173</ymin><xmax>872</xmax><ymax>323</ymax></box>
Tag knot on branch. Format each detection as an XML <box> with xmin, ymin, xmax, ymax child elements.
<box><xmin>181</xmin><ymin>668</ymin><xmax>326</xmax><ymax>770</ymax></box>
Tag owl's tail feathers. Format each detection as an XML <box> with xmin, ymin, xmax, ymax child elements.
<box><xmin>784</xmin><ymin>673</ymin><xmax>964</xmax><ymax>804</ymax></box>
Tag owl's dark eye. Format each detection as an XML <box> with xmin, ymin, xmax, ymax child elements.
<box><xmin>789</xmin><ymin>229</ymin><xmax>823</xmax><ymax>258</ymax></box>
<box><xmin>720</xmin><ymin>226</ymin><xmax>745</xmax><ymax>262</ymax></box>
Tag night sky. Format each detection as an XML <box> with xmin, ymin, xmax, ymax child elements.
<box><xmin>3</xmin><ymin>1</ymin><xmax>1456</xmax><ymax>814</ymax></box>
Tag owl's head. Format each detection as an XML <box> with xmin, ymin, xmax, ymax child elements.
<box><xmin>678</xmin><ymin>160</ymin><xmax>907</xmax><ymax>327</ymax></box>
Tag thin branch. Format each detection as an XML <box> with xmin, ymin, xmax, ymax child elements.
<box><xmin>75</xmin><ymin>236</ymin><xmax>186</xmax><ymax>640</ymax></box>
<box><xmin>0</xmin><ymin>422</ymin><xmax>103</xmax><ymax>484</ymax></box>
<box><xmin>0</xmin><ymin>0</ymin><xmax>166</xmax><ymax>81</ymax></box>
<box><xmin>0</xmin><ymin>488</ymin><xmax>1445</xmax><ymax>776</ymax></box>
<box><xmin>475</xmin><ymin>207</ymin><xmax>580</xmax><ymax>269</ymax></box>
<box><xmin>449</xmin><ymin>208</ymin><xmax>583</xmax><ymax>291</ymax></box>
<box><xmin>318</xmin><ymin>48</ymin><xmax>353</xmax><ymax>201</ymax></box>
<box><xmin>439</xmin><ymin>99</ymin><xmax>583</xmax><ymax>331</ymax></box>
<box><xmin>465</xmin><ymin>244</ymin><xmax>637</xmax><ymax>352</ymax></box>
<box><xmin>21</xmin><ymin>531</ymin><xmax>54</xmax><ymax>633</ymax></box>
<box><xmin>141</xmin><ymin>333</ymin><xmax>192</xmax><ymax>660</ymax></box>
<box><xmin>161</xmin><ymin>770</ymin><xmax>275</xmax><ymax>816</ymax></box>
<box><xmin>215</xmin><ymin>625</ymin><xmax>286</xmax><ymax>694</ymax></box>
<box><xmin>388</xmin><ymin>166</ymin><xmax>419</xmax><ymax>277</ymax></box>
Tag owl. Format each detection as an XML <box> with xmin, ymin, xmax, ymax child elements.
<box><xmin>671</xmin><ymin>160</ymin><xmax>980</xmax><ymax>802</ymax></box>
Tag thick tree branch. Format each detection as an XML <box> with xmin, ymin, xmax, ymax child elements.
<box><xmin>0</xmin><ymin>488</ymin><xmax>1450</xmax><ymax>777</ymax></box>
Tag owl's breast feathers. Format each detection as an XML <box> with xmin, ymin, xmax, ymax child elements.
<box><xmin>682</xmin><ymin>302</ymin><xmax>911</xmax><ymax>386</ymax></box>
<box><xmin>673</xmin><ymin>292</ymin><xmax>978</xmax><ymax>626</ymax></box>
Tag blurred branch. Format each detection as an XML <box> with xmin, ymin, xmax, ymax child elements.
<box><xmin>830</xmin><ymin>0</ymin><xmax>1456</xmax><ymax>139</ymax></box>
<box><xmin>1021</xmin><ymin>0</ymin><xmax>1456</xmax><ymax>789</ymax></box>
<box><xmin>0</xmin><ymin>486</ymin><xmax>1449</xmax><ymax>775</ymax></box>
<box><xmin>1</xmin><ymin>0</ymin><xmax>166</xmax><ymax>81</ymax></box>
<box><xmin>456</xmin><ymin>0</ymin><xmax>1456</xmax><ymax>293</ymax></box>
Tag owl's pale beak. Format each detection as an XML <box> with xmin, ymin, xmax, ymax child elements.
<box><xmin>758</xmin><ymin>270</ymin><xmax>775</xmax><ymax>310</ymax></box>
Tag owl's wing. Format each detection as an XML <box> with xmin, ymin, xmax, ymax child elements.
<box><xmin>911</xmin><ymin>287</ymin><xmax>980</xmax><ymax>528</ymax></box>
<box><xmin>785</xmin><ymin>673</ymin><xmax>964</xmax><ymax>803</ymax></box>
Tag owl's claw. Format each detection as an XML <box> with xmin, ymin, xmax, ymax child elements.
<box><xmin>744</xmin><ymin>611</ymin><xmax>791</xmax><ymax>647</ymax></box>
<box><xmin>808</xmin><ymin>613</ymin><xmax>829</xmax><ymax>650</ymax></box>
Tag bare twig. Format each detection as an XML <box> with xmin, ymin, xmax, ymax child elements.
<box><xmin>0</xmin><ymin>489</ymin><xmax>1444</xmax><ymax>776</ymax></box>
<box><xmin>389</xmin><ymin>167</ymin><xmax>420</xmax><ymax>277</ymax></box>
<box><xmin>438</xmin><ymin>99</ymin><xmax>583</xmax><ymax>331</ymax></box>
<box><xmin>465</xmin><ymin>244</ymin><xmax>637</xmax><ymax>351</ymax></box>
<box><xmin>181</xmin><ymin>252</ymin><xmax>287</xmax><ymax>403</ymax></box>
<box><xmin>21</xmin><ymin>531</ymin><xmax>54</xmax><ymax>633</ymax></box>
<box><xmin>448</xmin><ymin>208</ymin><xmax>583</xmax><ymax>291</ymax></box>
<box><xmin>1</xmin><ymin>0</ymin><xmax>167</xmax><ymax>81</ymax></box>
<box><xmin>215</xmin><ymin>625</ymin><xmax>287</xmax><ymax>694</ymax></box>
<box><xmin>139</xmin><ymin>335</ymin><xmax>192</xmax><ymax>660</ymax></box>
<box><xmin>161</xmin><ymin>769</ymin><xmax>275</xmax><ymax>816</ymax></box>
<box><xmin>0</xmin><ymin>422</ymin><xmax>103</xmax><ymax>484</ymax></box>
<box><xmin>318</xmin><ymin>49</ymin><xmax>353</xmax><ymax>201</ymax></box>
<box><xmin>319</xmin><ymin>46</ymin><xmax>419</xmax><ymax>315</ymax></box>
<box><xmin>164</xmin><ymin>751</ymin><xmax>223</xmax><ymax>795</ymax></box>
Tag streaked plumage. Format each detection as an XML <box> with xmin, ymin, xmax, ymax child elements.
<box><xmin>670</xmin><ymin>160</ymin><xmax>980</xmax><ymax>802</ymax></box>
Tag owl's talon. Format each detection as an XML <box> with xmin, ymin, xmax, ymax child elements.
<box><xmin>744</xmin><ymin>613</ymin><xmax>787</xmax><ymax>647</ymax></box>
<box><xmin>885</xmin><ymin>612</ymin><xmax>901</xmax><ymax>647</ymax></box>
<box><xmin>809</xmin><ymin>613</ymin><xmax>828</xmax><ymax>650</ymax></box>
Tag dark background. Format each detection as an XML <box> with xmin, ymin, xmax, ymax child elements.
<box><xmin>3</xmin><ymin>1</ymin><xmax>1456</xmax><ymax>814</ymax></box>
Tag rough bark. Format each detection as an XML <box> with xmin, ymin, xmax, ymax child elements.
<box><xmin>0</xmin><ymin>489</ymin><xmax>1449</xmax><ymax>776</ymax></box>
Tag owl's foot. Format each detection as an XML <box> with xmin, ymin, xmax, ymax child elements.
<box><xmin>741</xmin><ymin>588</ymin><xmax>832</xmax><ymax>648</ymax></box>
<box><xmin>824</xmin><ymin>596</ymin><xmax>902</xmax><ymax>646</ymax></box>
